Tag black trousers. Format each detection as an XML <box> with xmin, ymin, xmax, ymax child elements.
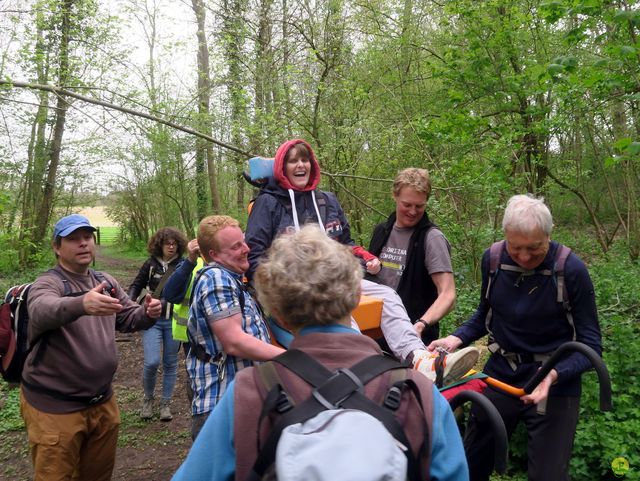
<box><xmin>464</xmin><ymin>386</ymin><xmax>580</xmax><ymax>481</ymax></box>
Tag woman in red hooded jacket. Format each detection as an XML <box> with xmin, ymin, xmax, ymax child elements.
<box><xmin>245</xmin><ymin>139</ymin><xmax>378</xmax><ymax>280</ymax></box>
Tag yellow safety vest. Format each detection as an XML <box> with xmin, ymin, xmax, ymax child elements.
<box><xmin>171</xmin><ymin>257</ymin><xmax>205</xmax><ymax>342</ymax></box>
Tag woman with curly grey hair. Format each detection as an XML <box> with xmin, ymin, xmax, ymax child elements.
<box><xmin>171</xmin><ymin>224</ymin><xmax>469</xmax><ymax>480</ymax></box>
<box><xmin>254</xmin><ymin>225</ymin><xmax>363</xmax><ymax>330</ymax></box>
<box><xmin>129</xmin><ymin>227</ymin><xmax>187</xmax><ymax>421</ymax></box>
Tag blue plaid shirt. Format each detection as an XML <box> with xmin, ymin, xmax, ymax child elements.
<box><xmin>186</xmin><ymin>263</ymin><xmax>271</xmax><ymax>415</ymax></box>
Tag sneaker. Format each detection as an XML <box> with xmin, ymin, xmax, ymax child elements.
<box><xmin>159</xmin><ymin>400</ymin><xmax>173</xmax><ymax>422</ymax></box>
<box><xmin>140</xmin><ymin>397</ymin><xmax>154</xmax><ymax>420</ymax></box>
<box><xmin>412</xmin><ymin>346</ymin><xmax>480</xmax><ymax>386</ymax></box>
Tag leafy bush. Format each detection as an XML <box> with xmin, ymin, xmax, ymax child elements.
<box><xmin>0</xmin><ymin>384</ymin><xmax>23</xmax><ymax>433</ymax></box>
<box><xmin>0</xmin><ymin>234</ymin><xmax>21</xmax><ymax>274</ymax></box>
<box><xmin>569</xmin><ymin>248</ymin><xmax>640</xmax><ymax>481</ymax></box>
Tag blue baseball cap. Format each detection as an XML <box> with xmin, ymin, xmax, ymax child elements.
<box><xmin>53</xmin><ymin>214</ymin><xmax>97</xmax><ymax>239</ymax></box>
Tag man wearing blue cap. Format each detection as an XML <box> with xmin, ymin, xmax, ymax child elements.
<box><xmin>20</xmin><ymin>214</ymin><xmax>163</xmax><ymax>481</ymax></box>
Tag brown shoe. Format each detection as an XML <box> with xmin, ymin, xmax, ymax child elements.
<box><xmin>159</xmin><ymin>400</ymin><xmax>173</xmax><ymax>421</ymax></box>
<box><xmin>140</xmin><ymin>397</ymin><xmax>154</xmax><ymax>420</ymax></box>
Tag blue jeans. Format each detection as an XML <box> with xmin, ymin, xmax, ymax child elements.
<box><xmin>142</xmin><ymin>317</ymin><xmax>180</xmax><ymax>401</ymax></box>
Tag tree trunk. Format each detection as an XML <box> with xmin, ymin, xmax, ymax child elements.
<box><xmin>34</xmin><ymin>0</ymin><xmax>73</xmax><ymax>245</ymax></box>
<box><xmin>253</xmin><ymin>0</ymin><xmax>274</xmax><ymax>151</ymax></box>
<box><xmin>192</xmin><ymin>0</ymin><xmax>221</xmax><ymax>216</ymax></box>
<box><xmin>19</xmin><ymin>18</ymin><xmax>50</xmax><ymax>262</ymax></box>
<box><xmin>221</xmin><ymin>0</ymin><xmax>248</xmax><ymax>210</ymax></box>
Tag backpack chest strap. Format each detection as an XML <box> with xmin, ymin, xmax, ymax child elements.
<box><xmin>487</xmin><ymin>342</ymin><xmax>554</xmax><ymax>371</ymax></box>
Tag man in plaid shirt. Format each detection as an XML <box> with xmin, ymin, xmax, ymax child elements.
<box><xmin>185</xmin><ymin>215</ymin><xmax>285</xmax><ymax>440</ymax></box>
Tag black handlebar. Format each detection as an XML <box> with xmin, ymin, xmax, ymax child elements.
<box><xmin>448</xmin><ymin>390</ymin><xmax>509</xmax><ymax>474</ymax></box>
<box><xmin>523</xmin><ymin>341</ymin><xmax>612</xmax><ymax>411</ymax></box>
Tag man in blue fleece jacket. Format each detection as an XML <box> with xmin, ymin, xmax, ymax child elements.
<box><xmin>429</xmin><ymin>194</ymin><xmax>602</xmax><ymax>481</ymax></box>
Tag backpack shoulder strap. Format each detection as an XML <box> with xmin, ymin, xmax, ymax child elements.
<box><xmin>484</xmin><ymin>241</ymin><xmax>506</xmax><ymax>334</ymax></box>
<box><xmin>254</xmin><ymin>351</ymin><xmax>418</xmax><ymax>415</ymax></box>
<box><xmin>250</xmin><ymin>350</ymin><xmax>425</xmax><ymax>481</ymax></box>
<box><xmin>187</xmin><ymin>265</ymin><xmax>213</xmax><ymax>307</ymax></box>
<box><xmin>187</xmin><ymin>266</ymin><xmax>248</xmax><ymax>363</ymax></box>
<box><xmin>46</xmin><ymin>268</ymin><xmax>72</xmax><ymax>297</ymax></box>
<box><xmin>90</xmin><ymin>270</ymin><xmax>117</xmax><ymax>297</ymax></box>
<box><xmin>44</xmin><ymin>268</ymin><xmax>112</xmax><ymax>298</ymax></box>
<box><xmin>489</xmin><ymin>240</ymin><xmax>505</xmax><ymax>275</ymax></box>
<box><xmin>186</xmin><ymin>265</ymin><xmax>215</xmax><ymax>363</ymax></box>
<box><xmin>553</xmin><ymin>244</ymin><xmax>572</xmax><ymax>302</ymax></box>
<box><xmin>315</xmin><ymin>190</ymin><xmax>328</xmax><ymax>224</ymax></box>
<box><xmin>152</xmin><ymin>263</ymin><xmax>178</xmax><ymax>299</ymax></box>
<box><xmin>553</xmin><ymin>244</ymin><xmax>575</xmax><ymax>340</ymax></box>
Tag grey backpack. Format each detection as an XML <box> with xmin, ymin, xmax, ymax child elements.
<box><xmin>247</xmin><ymin>349</ymin><xmax>430</xmax><ymax>481</ymax></box>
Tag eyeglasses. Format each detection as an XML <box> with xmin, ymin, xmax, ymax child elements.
<box><xmin>164</xmin><ymin>241</ymin><xmax>177</xmax><ymax>247</ymax></box>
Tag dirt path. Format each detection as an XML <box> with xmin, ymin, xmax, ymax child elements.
<box><xmin>1</xmin><ymin>247</ymin><xmax>193</xmax><ymax>481</ymax></box>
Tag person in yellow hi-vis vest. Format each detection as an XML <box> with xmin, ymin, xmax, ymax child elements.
<box><xmin>163</xmin><ymin>239</ymin><xmax>204</xmax><ymax>343</ymax></box>
<box><xmin>170</xmin><ymin>259</ymin><xmax>205</xmax><ymax>342</ymax></box>
<box><xmin>162</xmin><ymin>238</ymin><xmax>204</xmax><ymax>402</ymax></box>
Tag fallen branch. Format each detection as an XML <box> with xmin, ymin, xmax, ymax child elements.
<box><xmin>0</xmin><ymin>79</ymin><xmax>253</xmax><ymax>156</ymax></box>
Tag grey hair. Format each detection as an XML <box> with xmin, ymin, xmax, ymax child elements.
<box><xmin>254</xmin><ymin>225</ymin><xmax>363</xmax><ymax>329</ymax></box>
<box><xmin>502</xmin><ymin>194</ymin><xmax>553</xmax><ymax>236</ymax></box>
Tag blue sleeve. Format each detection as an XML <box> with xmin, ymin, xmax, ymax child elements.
<box><xmin>554</xmin><ymin>254</ymin><xmax>602</xmax><ymax>383</ymax></box>
<box><xmin>429</xmin><ymin>385</ymin><xmax>469</xmax><ymax>481</ymax></box>
<box><xmin>245</xmin><ymin>194</ymin><xmax>279</xmax><ymax>281</ymax></box>
<box><xmin>171</xmin><ymin>381</ymin><xmax>236</xmax><ymax>481</ymax></box>
<box><xmin>162</xmin><ymin>258</ymin><xmax>197</xmax><ymax>303</ymax></box>
<box><xmin>453</xmin><ymin>250</ymin><xmax>491</xmax><ymax>345</ymax></box>
<box><xmin>323</xmin><ymin>191</ymin><xmax>355</xmax><ymax>247</ymax></box>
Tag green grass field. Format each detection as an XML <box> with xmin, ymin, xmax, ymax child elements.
<box><xmin>96</xmin><ymin>226</ymin><xmax>120</xmax><ymax>246</ymax></box>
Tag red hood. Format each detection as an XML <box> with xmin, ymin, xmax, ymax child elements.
<box><xmin>273</xmin><ymin>139</ymin><xmax>321</xmax><ymax>192</ymax></box>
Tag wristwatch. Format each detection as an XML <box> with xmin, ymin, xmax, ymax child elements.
<box><xmin>416</xmin><ymin>318</ymin><xmax>429</xmax><ymax>328</ymax></box>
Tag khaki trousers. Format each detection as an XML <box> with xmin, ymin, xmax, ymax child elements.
<box><xmin>20</xmin><ymin>389</ymin><xmax>121</xmax><ymax>481</ymax></box>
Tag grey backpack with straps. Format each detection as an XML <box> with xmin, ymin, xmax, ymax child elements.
<box><xmin>247</xmin><ymin>349</ymin><xmax>431</xmax><ymax>481</ymax></box>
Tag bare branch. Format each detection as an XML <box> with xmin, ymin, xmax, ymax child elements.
<box><xmin>321</xmin><ymin>172</ymin><xmax>393</xmax><ymax>183</ymax></box>
<box><xmin>323</xmin><ymin>173</ymin><xmax>386</xmax><ymax>217</ymax></box>
<box><xmin>0</xmin><ymin>79</ymin><xmax>253</xmax><ymax>157</ymax></box>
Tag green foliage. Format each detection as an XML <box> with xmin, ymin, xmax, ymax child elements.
<box><xmin>573</xmin><ymin>319</ymin><xmax>640</xmax><ymax>480</ymax></box>
<box><xmin>572</xmin><ymin>244</ymin><xmax>640</xmax><ymax>480</ymax></box>
<box><xmin>0</xmin><ymin>248</ymin><xmax>56</xmax><ymax>294</ymax></box>
<box><xmin>0</xmin><ymin>233</ymin><xmax>22</xmax><ymax>274</ymax></box>
<box><xmin>0</xmin><ymin>384</ymin><xmax>24</xmax><ymax>433</ymax></box>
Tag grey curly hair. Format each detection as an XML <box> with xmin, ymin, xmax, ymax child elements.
<box><xmin>254</xmin><ymin>225</ymin><xmax>362</xmax><ymax>329</ymax></box>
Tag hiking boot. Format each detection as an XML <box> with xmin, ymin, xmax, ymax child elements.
<box><xmin>412</xmin><ymin>346</ymin><xmax>480</xmax><ymax>387</ymax></box>
<box><xmin>140</xmin><ymin>397</ymin><xmax>154</xmax><ymax>420</ymax></box>
<box><xmin>159</xmin><ymin>400</ymin><xmax>173</xmax><ymax>422</ymax></box>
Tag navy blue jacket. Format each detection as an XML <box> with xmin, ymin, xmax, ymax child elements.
<box><xmin>162</xmin><ymin>257</ymin><xmax>198</xmax><ymax>304</ymax></box>
<box><xmin>453</xmin><ymin>241</ymin><xmax>601</xmax><ymax>397</ymax></box>
<box><xmin>245</xmin><ymin>179</ymin><xmax>355</xmax><ymax>281</ymax></box>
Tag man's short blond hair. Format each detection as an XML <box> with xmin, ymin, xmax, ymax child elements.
<box><xmin>254</xmin><ymin>225</ymin><xmax>362</xmax><ymax>329</ymax></box>
<box><xmin>393</xmin><ymin>168</ymin><xmax>432</xmax><ymax>200</ymax></box>
<box><xmin>197</xmin><ymin>215</ymin><xmax>240</xmax><ymax>261</ymax></box>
